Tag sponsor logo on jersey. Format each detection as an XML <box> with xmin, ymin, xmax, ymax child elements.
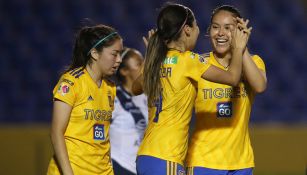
<box><xmin>93</xmin><ymin>124</ymin><xmax>105</xmax><ymax>140</ymax></box>
<box><xmin>164</xmin><ymin>56</ymin><xmax>178</xmax><ymax>64</ymax></box>
<box><xmin>217</xmin><ymin>102</ymin><xmax>232</xmax><ymax>117</ymax></box>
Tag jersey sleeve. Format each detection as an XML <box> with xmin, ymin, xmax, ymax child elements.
<box><xmin>53</xmin><ymin>74</ymin><xmax>78</xmax><ymax>106</ymax></box>
<box><xmin>183</xmin><ymin>52</ymin><xmax>211</xmax><ymax>82</ymax></box>
<box><xmin>252</xmin><ymin>55</ymin><xmax>266</xmax><ymax>72</ymax></box>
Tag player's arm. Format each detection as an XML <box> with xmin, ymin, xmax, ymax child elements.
<box><xmin>242</xmin><ymin>48</ymin><xmax>267</xmax><ymax>93</ymax></box>
<box><xmin>50</xmin><ymin>100</ymin><xmax>74</xmax><ymax>175</ymax></box>
<box><xmin>202</xmin><ymin>18</ymin><xmax>251</xmax><ymax>86</ymax></box>
<box><xmin>235</xmin><ymin>17</ymin><xmax>267</xmax><ymax>93</ymax></box>
<box><xmin>202</xmin><ymin>48</ymin><xmax>243</xmax><ymax>86</ymax></box>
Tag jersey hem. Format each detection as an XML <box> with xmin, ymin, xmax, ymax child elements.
<box><xmin>137</xmin><ymin>154</ymin><xmax>184</xmax><ymax>166</ymax></box>
<box><xmin>186</xmin><ymin>163</ymin><xmax>255</xmax><ymax>170</ymax></box>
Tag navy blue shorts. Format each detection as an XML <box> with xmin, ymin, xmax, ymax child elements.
<box><xmin>136</xmin><ymin>155</ymin><xmax>186</xmax><ymax>175</ymax></box>
<box><xmin>186</xmin><ymin>167</ymin><xmax>253</xmax><ymax>175</ymax></box>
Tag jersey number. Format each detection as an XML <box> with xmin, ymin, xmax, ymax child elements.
<box><xmin>153</xmin><ymin>94</ymin><xmax>162</xmax><ymax>123</ymax></box>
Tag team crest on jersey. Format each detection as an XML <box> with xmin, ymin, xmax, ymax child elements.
<box><xmin>198</xmin><ymin>55</ymin><xmax>208</xmax><ymax>64</ymax></box>
<box><xmin>57</xmin><ymin>82</ymin><xmax>70</xmax><ymax>96</ymax></box>
<box><xmin>108</xmin><ymin>91</ymin><xmax>114</xmax><ymax>108</ymax></box>
<box><xmin>190</xmin><ymin>52</ymin><xmax>196</xmax><ymax>59</ymax></box>
<box><xmin>93</xmin><ymin>124</ymin><xmax>105</xmax><ymax>140</ymax></box>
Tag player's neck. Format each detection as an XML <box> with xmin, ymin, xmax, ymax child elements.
<box><xmin>213</xmin><ymin>52</ymin><xmax>232</xmax><ymax>69</ymax></box>
<box><xmin>86</xmin><ymin>64</ymin><xmax>103</xmax><ymax>87</ymax></box>
<box><xmin>122</xmin><ymin>80</ymin><xmax>133</xmax><ymax>95</ymax></box>
<box><xmin>167</xmin><ymin>41</ymin><xmax>186</xmax><ymax>52</ymax></box>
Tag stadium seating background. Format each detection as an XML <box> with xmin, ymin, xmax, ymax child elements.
<box><xmin>0</xmin><ymin>0</ymin><xmax>306</xmax><ymax>123</ymax></box>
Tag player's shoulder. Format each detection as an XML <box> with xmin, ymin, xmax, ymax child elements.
<box><xmin>64</xmin><ymin>67</ymin><xmax>86</xmax><ymax>78</ymax></box>
<box><xmin>59</xmin><ymin>67</ymin><xmax>86</xmax><ymax>85</ymax></box>
<box><xmin>67</xmin><ymin>67</ymin><xmax>85</xmax><ymax>78</ymax></box>
<box><xmin>201</xmin><ymin>52</ymin><xmax>210</xmax><ymax>59</ymax></box>
<box><xmin>183</xmin><ymin>51</ymin><xmax>209</xmax><ymax>64</ymax></box>
<box><xmin>250</xmin><ymin>54</ymin><xmax>264</xmax><ymax>61</ymax></box>
<box><xmin>104</xmin><ymin>76</ymin><xmax>116</xmax><ymax>87</ymax></box>
<box><xmin>183</xmin><ymin>51</ymin><xmax>199</xmax><ymax>59</ymax></box>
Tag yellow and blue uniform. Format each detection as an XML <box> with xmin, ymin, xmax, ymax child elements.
<box><xmin>47</xmin><ymin>67</ymin><xmax>116</xmax><ymax>175</ymax></box>
<box><xmin>136</xmin><ymin>50</ymin><xmax>211</xmax><ymax>175</ymax></box>
<box><xmin>186</xmin><ymin>52</ymin><xmax>266</xmax><ymax>173</ymax></box>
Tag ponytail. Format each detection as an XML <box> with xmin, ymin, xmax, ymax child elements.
<box><xmin>143</xmin><ymin>32</ymin><xmax>168</xmax><ymax>106</ymax></box>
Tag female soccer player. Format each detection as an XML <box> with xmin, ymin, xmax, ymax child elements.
<box><xmin>109</xmin><ymin>48</ymin><xmax>148</xmax><ymax>175</ymax></box>
<box><xmin>186</xmin><ymin>5</ymin><xmax>267</xmax><ymax>175</ymax></box>
<box><xmin>47</xmin><ymin>24</ymin><xmax>123</xmax><ymax>175</ymax></box>
<box><xmin>134</xmin><ymin>3</ymin><xmax>251</xmax><ymax>175</ymax></box>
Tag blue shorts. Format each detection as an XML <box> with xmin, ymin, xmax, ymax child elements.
<box><xmin>136</xmin><ymin>155</ymin><xmax>186</xmax><ymax>175</ymax></box>
<box><xmin>186</xmin><ymin>167</ymin><xmax>253</xmax><ymax>175</ymax></box>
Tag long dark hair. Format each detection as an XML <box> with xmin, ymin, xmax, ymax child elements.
<box><xmin>207</xmin><ymin>5</ymin><xmax>242</xmax><ymax>33</ymax></box>
<box><xmin>65</xmin><ymin>24</ymin><xmax>121</xmax><ymax>73</ymax></box>
<box><xmin>143</xmin><ymin>3</ymin><xmax>195</xmax><ymax>105</ymax></box>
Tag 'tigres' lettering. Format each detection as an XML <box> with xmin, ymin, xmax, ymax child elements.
<box><xmin>160</xmin><ymin>67</ymin><xmax>172</xmax><ymax>78</ymax></box>
<box><xmin>84</xmin><ymin>109</ymin><xmax>112</xmax><ymax>121</ymax></box>
<box><xmin>202</xmin><ymin>87</ymin><xmax>247</xmax><ymax>99</ymax></box>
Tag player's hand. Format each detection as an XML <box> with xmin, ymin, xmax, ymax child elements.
<box><xmin>236</xmin><ymin>17</ymin><xmax>251</xmax><ymax>35</ymax></box>
<box><xmin>142</xmin><ymin>29</ymin><xmax>156</xmax><ymax>47</ymax></box>
<box><xmin>231</xmin><ymin>17</ymin><xmax>252</xmax><ymax>51</ymax></box>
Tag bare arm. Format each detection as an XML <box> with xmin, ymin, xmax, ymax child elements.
<box><xmin>242</xmin><ymin>49</ymin><xmax>267</xmax><ymax>93</ymax></box>
<box><xmin>202</xmin><ymin>48</ymin><xmax>244</xmax><ymax>86</ymax></box>
<box><xmin>50</xmin><ymin>100</ymin><xmax>74</xmax><ymax>175</ymax></box>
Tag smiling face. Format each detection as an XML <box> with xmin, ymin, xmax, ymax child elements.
<box><xmin>96</xmin><ymin>38</ymin><xmax>123</xmax><ymax>76</ymax></box>
<box><xmin>209</xmin><ymin>10</ymin><xmax>236</xmax><ymax>56</ymax></box>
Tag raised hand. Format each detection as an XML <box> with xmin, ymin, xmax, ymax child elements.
<box><xmin>231</xmin><ymin>17</ymin><xmax>252</xmax><ymax>51</ymax></box>
<box><xmin>142</xmin><ymin>29</ymin><xmax>156</xmax><ymax>47</ymax></box>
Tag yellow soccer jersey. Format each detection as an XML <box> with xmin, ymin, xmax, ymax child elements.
<box><xmin>186</xmin><ymin>52</ymin><xmax>266</xmax><ymax>170</ymax></box>
<box><xmin>47</xmin><ymin>67</ymin><xmax>116</xmax><ymax>175</ymax></box>
<box><xmin>137</xmin><ymin>50</ymin><xmax>211</xmax><ymax>165</ymax></box>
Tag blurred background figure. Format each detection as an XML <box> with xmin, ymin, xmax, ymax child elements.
<box><xmin>110</xmin><ymin>48</ymin><xmax>148</xmax><ymax>175</ymax></box>
<box><xmin>0</xmin><ymin>0</ymin><xmax>306</xmax><ymax>175</ymax></box>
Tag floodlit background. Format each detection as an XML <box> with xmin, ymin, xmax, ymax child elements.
<box><xmin>0</xmin><ymin>0</ymin><xmax>306</xmax><ymax>174</ymax></box>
